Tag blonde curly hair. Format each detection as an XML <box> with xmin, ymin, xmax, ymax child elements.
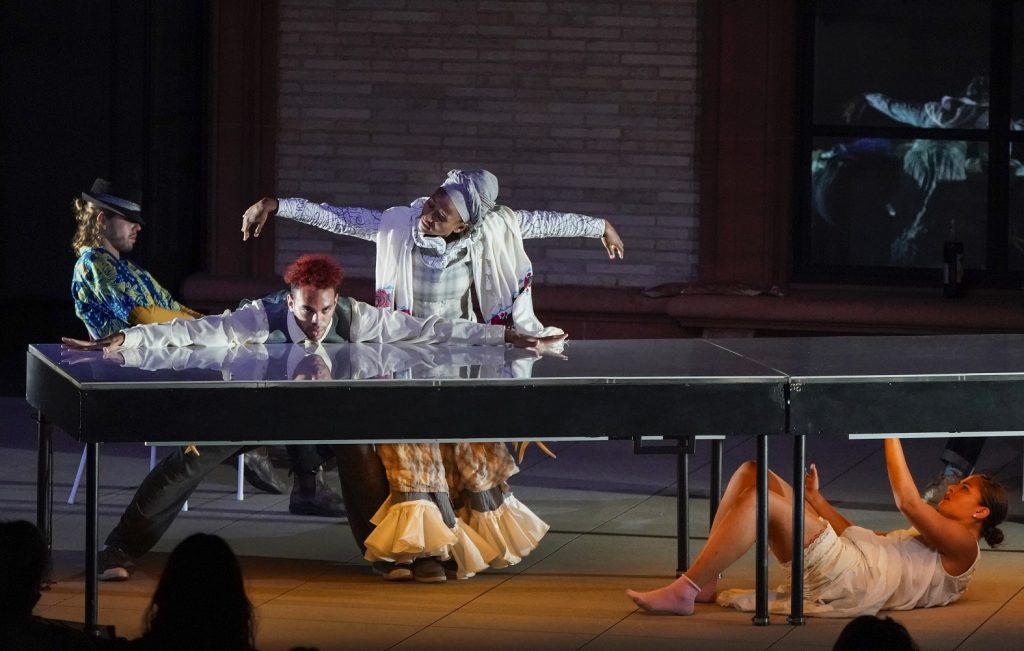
<box><xmin>70</xmin><ymin>198</ymin><xmax>104</xmax><ymax>255</ymax></box>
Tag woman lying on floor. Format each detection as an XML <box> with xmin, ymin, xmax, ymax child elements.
<box><xmin>626</xmin><ymin>438</ymin><xmax>1007</xmax><ymax>617</ymax></box>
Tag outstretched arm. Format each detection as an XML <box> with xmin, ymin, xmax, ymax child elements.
<box><xmin>64</xmin><ymin>302</ymin><xmax>270</xmax><ymax>350</ymax></box>
<box><xmin>516</xmin><ymin>209</ymin><xmax>624</xmax><ymax>259</ymax></box>
<box><xmin>803</xmin><ymin>463</ymin><xmax>853</xmax><ymax>536</ymax></box>
<box><xmin>242</xmin><ymin>197</ymin><xmax>382</xmax><ymax>242</ymax></box>
<box><xmin>348</xmin><ymin>299</ymin><xmax>567</xmax><ymax>349</ymax></box>
<box><xmin>861</xmin><ymin>93</ymin><xmax>934</xmax><ymax>128</ymax></box>
<box><xmin>348</xmin><ymin>299</ymin><xmax>505</xmax><ymax>345</ymax></box>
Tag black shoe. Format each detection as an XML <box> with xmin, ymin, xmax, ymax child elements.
<box><xmin>413</xmin><ymin>557</ymin><xmax>447</xmax><ymax>584</ymax></box>
<box><xmin>98</xmin><ymin>546</ymin><xmax>134</xmax><ymax>582</ymax></box>
<box><xmin>440</xmin><ymin>558</ymin><xmax>460</xmax><ymax>579</ymax></box>
<box><xmin>243</xmin><ymin>448</ymin><xmax>287</xmax><ymax>495</ymax></box>
<box><xmin>372</xmin><ymin>560</ymin><xmax>413</xmax><ymax>582</ymax></box>
<box><xmin>288</xmin><ymin>468</ymin><xmax>344</xmax><ymax>517</ymax></box>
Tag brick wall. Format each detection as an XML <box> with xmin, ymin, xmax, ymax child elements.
<box><xmin>274</xmin><ymin>0</ymin><xmax>700</xmax><ymax>297</ymax></box>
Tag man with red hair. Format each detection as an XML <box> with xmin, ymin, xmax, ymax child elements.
<box><xmin>64</xmin><ymin>254</ymin><xmax>560</xmax><ymax>579</ymax></box>
<box><xmin>241</xmin><ymin>170</ymin><xmax>618</xmax><ymax>582</ymax></box>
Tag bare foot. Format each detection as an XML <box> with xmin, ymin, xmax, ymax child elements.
<box><xmin>625</xmin><ymin>575</ymin><xmax>700</xmax><ymax>615</ymax></box>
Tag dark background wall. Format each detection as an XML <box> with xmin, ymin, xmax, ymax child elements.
<box><xmin>0</xmin><ymin>1</ymin><xmax>206</xmax><ymax>394</ymax></box>
<box><xmin>4</xmin><ymin>1</ymin><xmax>1016</xmax><ymax>397</ymax></box>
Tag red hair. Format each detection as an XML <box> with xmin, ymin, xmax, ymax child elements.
<box><xmin>283</xmin><ymin>254</ymin><xmax>344</xmax><ymax>291</ymax></box>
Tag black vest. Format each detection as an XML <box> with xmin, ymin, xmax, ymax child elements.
<box><xmin>242</xmin><ymin>289</ymin><xmax>353</xmax><ymax>344</ymax></box>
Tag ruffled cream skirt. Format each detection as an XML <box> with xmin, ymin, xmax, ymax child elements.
<box><xmin>459</xmin><ymin>493</ymin><xmax>550</xmax><ymax>568</ymax></box>
<box><xmin>365</xmin><ymin>493</ymin><xmax>550</xmax><ymax>578</ymax></box>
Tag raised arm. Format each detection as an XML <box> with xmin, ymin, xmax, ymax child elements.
<box><xmin>516</xmin><ymin>209</ymin><xmax>624</xmax><ymax>259</ymax></box>
<box><xmin>803</xmin><ymin>463</ymin><xmax>854</xmax><ymax>536</ymax></box>
<box><xmin>241</xmin><ymin>197</ymin><xmax>381</xmax><ymax>242</ymax></box>
<box><xmin>884</xmin><ymin>438</ymin><xmax>979</xmax><ymax>571</ymax></box>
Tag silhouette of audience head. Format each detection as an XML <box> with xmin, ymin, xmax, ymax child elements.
<box><xmin>833</xmin><ymin>615</ymin><xmax>919</xmax><ymax>651</ymax></box>
<box><xmin>143</xmin><ymin>533</ymin><xmax>254</xmax><ymax>650</ymax></box>
<box><xmin>0</xmin><ymin>520</ymin><xmax>48</xmax><ymax>621</ymax></box>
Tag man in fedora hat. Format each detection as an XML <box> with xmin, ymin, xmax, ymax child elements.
<box><xmin>71</xmin><ymin>178</ymin><xmax>200</xmax><ymax>337</ymax></box>
<box><xmin>69</xmin><ymin>179</ymin><xmax>346</xmax><ymax>580</ymax></box>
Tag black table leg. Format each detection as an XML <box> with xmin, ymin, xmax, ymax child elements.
<box><xmin>36</xmin><ymin>411</ymin><xmax>54</xmax><ymax>589</ymax></box>
<box><xmin>788</xmin><ymin>434</ymin><xmax>806</xmax><ymax>625</ymax></box>
<box><xmin>753</xmin><ymin>433</ymin><xmax>769</xmax><ymax>625</ymax></box>
<box><xmin>677</xmin><ymin>449</ymin><xmax>690</xmax><ymax>574</ymax></box>
<box><xmin>709</xmin><ymin>439</ymin><xmax>723</xmax><ymax>523</ymax></box>
<box><xmin>85</xmin><ymin>443</ymin><xmax>99</xmax><ymax>633</ymax></box>
<box><xmin>36</xmin><ymin>411</ymin><xmax>53</xmax><ymax>551</ymax></box>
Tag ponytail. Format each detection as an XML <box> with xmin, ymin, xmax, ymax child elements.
<box><xmin>982</xmin><ymin>524</ymin><xmax>1004</xmax><ymax>548</ymax></box>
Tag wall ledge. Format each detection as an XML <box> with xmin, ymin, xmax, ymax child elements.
<box><xmin>662</xmin><ymin>285</ymin><xmax>1024</xmax><ymax>335</ymax></box>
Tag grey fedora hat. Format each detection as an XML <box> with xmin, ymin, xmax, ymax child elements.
<box><xmin>82</xmin><ymin>178</ymin><xmax>143</xmax><ymax>224</ymax></box>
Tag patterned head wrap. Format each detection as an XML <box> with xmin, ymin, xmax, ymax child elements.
<box><xmin>440</xmin><ymin>169</ymin><xmax>498</xmax><ymax>226</ymax></box>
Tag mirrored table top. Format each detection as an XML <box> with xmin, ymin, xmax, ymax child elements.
<box><xmin>33</xmin><ymin>334</ymin><xmax>1024</xmax><ymax>390</ymax></box>
<box><xmin>31</xmin><ymin>339</ymin><xmax>788</xmax><ymax>389</ymax></box>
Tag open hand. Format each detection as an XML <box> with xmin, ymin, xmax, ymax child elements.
<box><xmin>241</xmin><ymin>197</ymin><xmax>279</xmax><ymax>241</ymax></box>
<box><xmin>601</xmin><ymin>221</ymin><xmax>624</xmax><ymax>259</ymax></box>
<box><xmin>505</xmin><ymin>330</ymin><xmax>568</xmax><ymax>351</ymax></box>
<box><xmin>61</xmin><ymin>332</ymin><xmax>126</xmax><ymax>352</ymax></box>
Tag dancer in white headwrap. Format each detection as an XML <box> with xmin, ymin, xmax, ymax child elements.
<box><xmin>241</xmin><ymin>170</ymin><xmax>624</xmax><ymax>582</ymax></box>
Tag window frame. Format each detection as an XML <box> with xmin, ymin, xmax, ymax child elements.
<box><xmin>794</xmin><ymin>0</ymin><xmax>1023</xmax><ymax>288</ymax></box>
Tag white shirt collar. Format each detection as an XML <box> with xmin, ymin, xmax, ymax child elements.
<box><xmin>286</xmin><ymin>310</ymin><xmax>333</xmax><ymax>345</ymax></box>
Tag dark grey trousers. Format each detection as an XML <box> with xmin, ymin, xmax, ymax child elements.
<box><xmin>106</xmin><ymin>444</ymin><xmax>388</xmax><ymax>556</ymax></box>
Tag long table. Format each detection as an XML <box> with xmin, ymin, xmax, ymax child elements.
<box><xmin>27</xmin><ymin>339</ymin><xmax>786</xmax><ymax>630</ymax></box>
<box><xmin>26</xmin><ymin>335</ymin><xmax>1024</xmax><ymax>630</ymax></box>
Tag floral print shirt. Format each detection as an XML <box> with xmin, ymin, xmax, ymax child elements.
<box><xmin>71</xmin><ymin>248</ymin><xmax>189</xmax><ymax>338</ymax></box>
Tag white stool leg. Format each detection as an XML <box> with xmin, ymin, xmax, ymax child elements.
<box><xmin>237</xmin><ymin>454</ymin><xmax>245</xmax><ymax>501</ymax></box>
<box><xmin>181</xmin><ymin>447</ymin><xmax>188</xmax><ymax>511</ymax></box>
<box><xmin>67</xmin><ymin>446</ymin><xmax>87</xmax><ymax>505</ymax></box>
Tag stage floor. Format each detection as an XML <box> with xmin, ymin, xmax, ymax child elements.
<box><xmin>2</xmin><ymin>395</ymin><xmax>1024</xmax><ymax>650</ymax></box>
